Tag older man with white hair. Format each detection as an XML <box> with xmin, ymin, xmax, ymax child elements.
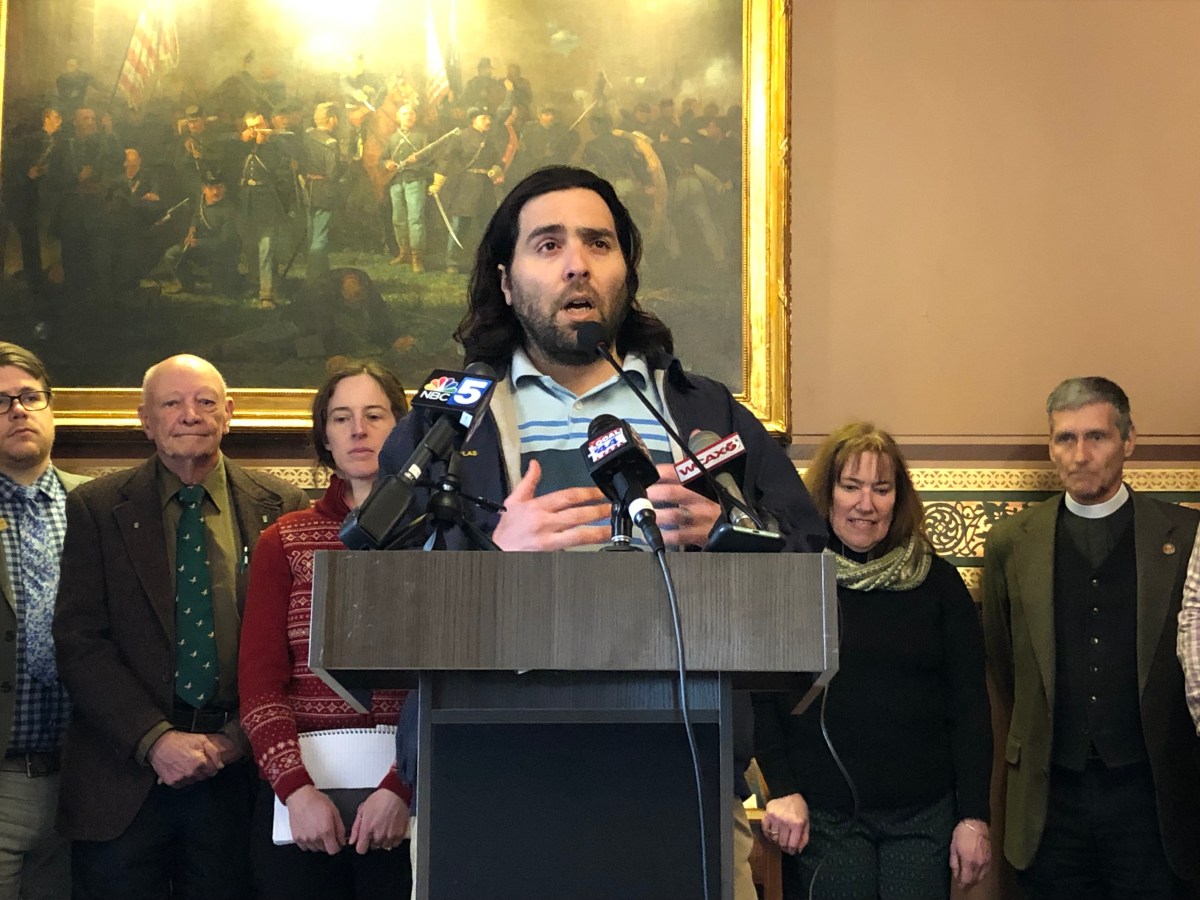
<box><xmin>53</xmin><ymin>355</ymin><xmax>307</xmax><ymax>900</ymax></box>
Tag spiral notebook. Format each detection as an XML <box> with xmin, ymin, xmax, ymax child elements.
<box><xmin>271</xmin><ymin>725</ymin><xmax>398</xmax><ymax>845</ymax></box>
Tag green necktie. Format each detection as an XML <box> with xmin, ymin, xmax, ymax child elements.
<box><xmin>175</xmin><ymin>484</ymin><xmax>218</xmax><ymax>708</ymax></box>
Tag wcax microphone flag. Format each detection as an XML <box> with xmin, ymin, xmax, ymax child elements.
<box><xmin>674</xmin><ymin>430</ymin><xmax>758</xmax><ymax>529</ymax></box>
<box><xmin>674</xmin><ymin>431</ymin><xmax>748</xmax><ymax>488</ymax></box>
<box><xmin>676</xmin><ymin>429</ymin><xmax>785</xmax><ymax>551</ymax></box>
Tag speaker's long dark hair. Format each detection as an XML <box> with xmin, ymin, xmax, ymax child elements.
<box><xmin>454</xmin><ymin>166</ymin><xmax>673</xmax><ymax>370</ymax></box>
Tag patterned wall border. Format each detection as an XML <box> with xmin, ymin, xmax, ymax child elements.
<box><xmin>905</xmin><ymin>467</ymin><xmax>1200</xmax><ymax>594</ymax></box>
<box><xmin>908</xmin><ymin>467</ymin><xmax>1200</xmax><ymax>494</ymax></box>
<box><xmin>76</xmin><ymin>465</ymin><xmax>332</xmax><ymax>495</ymax></box>
<box><xmin>71</xmin><ymin>464</ymin><xmax>1199</xmax><ymax>588</ymax></box>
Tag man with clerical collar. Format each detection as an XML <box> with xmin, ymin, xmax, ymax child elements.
<box><xmin>52</xmin><ymin>354</ymin><xmax>307</xmax><ymax>899</ymax></box>
<box><xmin>982</xmin><ymin>376</ymin><xmax>1200</xmax><ymax>899</ymax></box>
<box><xmin>0</xmin><ymin>342</ymin><xmax>88</xmax><ymax>899</ymax></box>
<box><xmin>378</xmin><ymin>165</ymin><xmax>826</xmax><ymax>899</ymax></box>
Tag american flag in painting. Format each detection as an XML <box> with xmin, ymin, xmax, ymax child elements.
<box><xmin>425</xmin><ymin>0</ymin><xmax>450</xmax><ymax>111</ymax></box>
<box><xmin>116</xmin><ymin>0</ymin><xmax>179</xmax><ymax>109</ymax></box>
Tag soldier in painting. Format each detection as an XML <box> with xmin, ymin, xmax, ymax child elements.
<box><xmin>2</xmin><ymin>107</ymin><xmax>64</xmax><ymax>295</ymax></box>
<box><xmin>301</xmin><ymin>102</ymin><xmax>346</xmax><ymax>285</ymax></box>
<box><xmin>512</xmin><ymin>105</ymin><xmax>579</xmax><ymax>183</ymax></box>
<box><xmin>53</xmin><ymin>106</ymin><xmax>122</xmax><ymax>301</ymax></box>
<box><xmin>176</xmin><ymin>105</ymin><xmax>223</xmax><ymax>205</ymax></box>
<box><xmin>581</xmin><ymin>111</ymin><xmax>649</xmax><ymax>216</ymax></box>
<box><xmin>429</xmin><ymin>107</ymin><xmax>505</xmax><ymax>274</ymax></box>
<box><xmin>161</xmin><ymin>169</ymin><xmax>241</xmax><ymax>296</ymax></box>
<box><xmin>381</xmin><ymin>103</ymin><xmax>432</xmax><ymax>273</ymax></box>
<box><xmin>237</xmin><ymin>109</ymin><xmax>294</xmax><ymax>305</ymax></box>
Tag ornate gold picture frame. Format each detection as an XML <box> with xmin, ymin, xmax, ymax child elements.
<box><xmin>1</xmin><ymin>0</ymin><xmax>791</xmax><ymax>434</ymax></box>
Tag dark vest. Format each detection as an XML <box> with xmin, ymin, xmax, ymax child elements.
<box><xmin>1051</xmin><ymin>508</ymin><xmax>1147</xmax><ymax>770</ymax></box>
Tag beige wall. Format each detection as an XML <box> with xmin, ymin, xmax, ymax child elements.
<box><xmin>790</xmin><ymin>0</ymin><xmax>1200</xmax><ymax>447</ymax></box>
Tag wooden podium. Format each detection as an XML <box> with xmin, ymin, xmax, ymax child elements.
<box><xmin>310</xmin><ymin>550</ymin><xmax>838</xmax><ymax>900</ymax></box>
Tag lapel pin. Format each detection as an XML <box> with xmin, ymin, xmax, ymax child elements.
<box><xmin>133</xmin><ymin>521</ymin><xmax>140</xmax><ymax>529</ymax></box>
<box><xmin>0</xmin><ymin>518</ymin><xmax>7</xmax><ymax>532</ymax></box>
<box><xmin>1163</xmin><ymin>542</ymin><xmax>1176</xmax><ymax>555</ymax></box>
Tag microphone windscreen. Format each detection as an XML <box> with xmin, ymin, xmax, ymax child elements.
<box><xmin>575</xmin><ymin>322</ymin><xmax>608</xmax><ymax>356</ymax></box>
<box><xmin>465</xmin><ymin>360</ymin><xmax>498</xmax><ymax>380</ymax></box>
<box><xmin>587</xmin><ymin>412</ymin><xmax>622</xmax><ymax>439</ymax></box>
<box><xmin>687</xmin><ymin>430</ymin><xmax>723</xmax><ymax>454</ymax></box>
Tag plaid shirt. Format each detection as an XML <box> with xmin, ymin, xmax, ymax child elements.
<box><xmin>0</xmin><ymin>468</ymin><xmax>70</xmax><ymax>753</ymax></box>
<box><xmin>1180</xmin><ymin>528</ymin><xmax>1200</xmax><ymax>736</ymax></box>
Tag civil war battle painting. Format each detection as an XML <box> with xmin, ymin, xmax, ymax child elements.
<box><xmin>0</xmin><ymin>0</ymin><xmax>748</xmax><ymax>394</ymax></box>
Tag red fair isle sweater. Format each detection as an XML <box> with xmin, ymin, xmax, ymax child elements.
<box><xmin>239</xmin><ymin>476</ymin><xmax>410</xmax><ymax>803</ymax></box>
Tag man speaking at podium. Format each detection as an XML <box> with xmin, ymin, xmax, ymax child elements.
<box><xmin>377</xmin><ymin>165</ymin><xmax>826</xmax><ymax>898</ymax></box>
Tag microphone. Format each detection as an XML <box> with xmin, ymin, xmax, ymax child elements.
<box><xmin>575</xmin><ymin>322</ymin><xmax>728</xmax><ymax>503</ymax></box>
<box><xmin>582</xmin><ymin>414</ymin><xmax>665</xmax><ymax>553</ymax></box>
<box><xmin>679</xmin><ymin>429</ymin><xmax>785</xmax><ymax>551</ymax></box>
<box><xmin>576</xmin><ymin>324</ymin><xmax>761</xmax><ymax>525</ymax></box>
<box><xmin>395</xmin><ymin>362</ymin><xmax>498</xmax><ymax>484</ymax></box>
<box><xmin>339</xmin><ymin>362</ymin><xmax>497</xmax><ymax>550</ymax></box>
<box><xmin>575</xmin><ymin>324</ymin><xmax>783</xmax><ymax>552</ymax></box>
<box><xmin>675</xmin><ymin>430</ymin><xmax>757</xmax><ymax>529</ymax></box>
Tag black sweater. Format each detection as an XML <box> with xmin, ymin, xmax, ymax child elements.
<box><xmin>753</xmin><ymin>553</ymin><xmax>993</xmax><ymax>821</ymax></box>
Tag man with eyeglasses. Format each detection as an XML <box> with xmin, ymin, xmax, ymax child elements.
<box><xmin>0</xmin><ymin>342</ymin><xmax>89</xmax><ymax>899</ymax></box>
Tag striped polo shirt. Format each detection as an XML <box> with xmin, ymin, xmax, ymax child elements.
<box><xmin>510</xmin><ymin>348</ymin><xmax>675</xmax><ymax>499</ymax></box>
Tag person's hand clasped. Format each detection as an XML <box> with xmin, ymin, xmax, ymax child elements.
<box><xmin>762</xmin><ymin>793</ymin><xmax>811</xmax><ymax>855</ymax></box>
<box><xmin>206</xmin><ymin>732</ymin><xmax>243</xmax><ymax>767</ymax></box>
<box><xmin>147</xmin><ymin>730</ymin><xmax>222</xmax><ymax>788</ymax></box>
<box><xmin>349</xmin><ymin>788</ymin><xmax>410</xmax><ymax>854</ymax></box>
<box><xmin>286</xmin><ymin>785</ymin><xmax>346</xmax><ymax>855</ymax></box>
<box><xmin>491</xmin><ymin>460</ymin><xmax>611</xmax><ymax>551</ymax></box>
<box><xmin>949</xmin><ymin>818</ymin><xmax>992</xmax><ymax>888</ymax></box>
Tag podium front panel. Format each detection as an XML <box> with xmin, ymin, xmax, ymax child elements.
<box><xmin>310</xmin><ymin>550</ymin><xmax>837</xmax><ymax>690</ymax></box>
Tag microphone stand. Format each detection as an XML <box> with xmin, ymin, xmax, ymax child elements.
<box><xmin>421</xmin><ymin>454</ymin><xmax>502</xmax><ymax>551</ymax></box>
<box><xmin>379</xmin><ymin>453</ymin><xmax>503</xmax><ymax>551</ymax></box>
<box><xmin>601</xmin><ymin>501</ymin><xmax>639</xmax><ymax>552</ymax></box>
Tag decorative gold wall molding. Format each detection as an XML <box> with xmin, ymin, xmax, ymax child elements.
<box><xmin>796</xmin><ymin>466</ymin><xmax>1200</xmax><ymax>574</ymax></box>
<box><xmin>69</xmin><ymin>464</ymin><xmax>1197</xmax><ymax>573</ymax></box>
<box><xmin>72</xmin><ymin>465</ymin><xmax>331</xmax><ymax>491</ymax></box>
<box><xmin>958</xmin><ymin>568</ymin><xmax>982</xmax><ymax>592</ymax></box>
<box><xmin>909</xmin><ymin>467</ymin><xmax>1200</xmax><ymax>494</ymax></box>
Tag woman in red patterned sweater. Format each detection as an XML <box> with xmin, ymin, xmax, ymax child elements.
<box><xmin>239</xmin><ymin>360</ymin><xmax>411</xmax><ymax>899</ymax></box>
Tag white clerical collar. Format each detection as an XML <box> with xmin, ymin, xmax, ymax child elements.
<box><xmin>1064</xmin><ymin>483</ymin><xmax>1130</xmax><ymax>519</ymax></box>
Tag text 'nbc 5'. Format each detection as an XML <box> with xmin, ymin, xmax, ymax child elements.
<box><xmin>413</xmin><ymin>371</ymin><xmax>496</xmax><ymax>413</ymax></box>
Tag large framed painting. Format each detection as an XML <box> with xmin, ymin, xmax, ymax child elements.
<box><xmin>0</xmin><ymin>0</ymin><xmax>791</xmax><ymax>433</ymax></box>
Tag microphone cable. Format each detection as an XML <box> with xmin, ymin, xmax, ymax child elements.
<box><xmin>654</xmin><ymin>547</ymin><xmax>711</xmax><ymax>900</ymax></box>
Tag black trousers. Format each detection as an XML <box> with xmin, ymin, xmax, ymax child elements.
<box><xmin>250</xmin><ymin>781</ymin><xmax>412</xmax><ymax>900</ymax></box>
<box><xmin>72</xmin><ymin>760</ymin><xmax>256</xmax><ymax>900</ymax></box>
<box><xmin>1017</xmin><ymin>761</ymin><xmax>1190</xmax><ymax>900</ymax></box>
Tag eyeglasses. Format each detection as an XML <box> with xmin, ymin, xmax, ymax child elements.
<box><xmin>0</xmin><ymin>390</ymin><xmax>52</xmax><ymax>414</ymax></box>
